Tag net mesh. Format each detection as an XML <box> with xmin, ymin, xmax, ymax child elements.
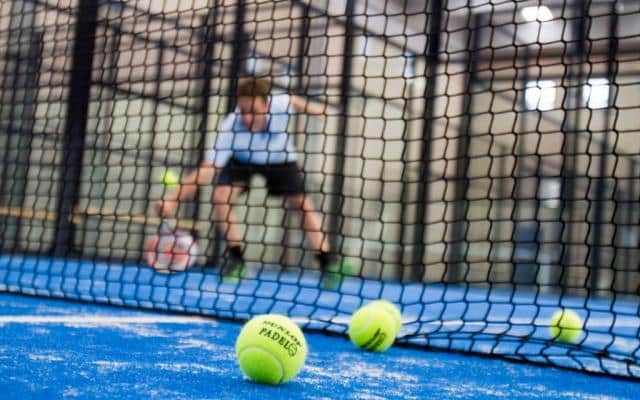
<box><xmin>1</xmin><ymin>0</ymin><xmax>639</xmax><ymax>379</ymax></box>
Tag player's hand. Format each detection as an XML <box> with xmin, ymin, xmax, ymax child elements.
<box><xmin>155</xmin><ymin>199</ymin><xmax>178</xmax><ymax>218</ymax></box>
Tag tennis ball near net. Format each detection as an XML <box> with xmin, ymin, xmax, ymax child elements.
<box><xmin>235</xmin><ymin>314</ymin><xmax>307</xmax><ymax>385</ymax></box>
<box><xmin>348</xmin><ymin>304</ymin><xmax>396</xmax><ymax>352</ymax></box>
<box><xmin>159</xmin><ymin>169</ymin><xmax>180</xmax><ymax>187</ymax></box>
<box><xmin>368</xmin><ymin>299</ymin><xmax>402</xmax><ymax>336</ymax></box>
<box><xmin>549</xmin><ymin>309</ymin><xmax>583</xmax><ymax>343</ymax></box>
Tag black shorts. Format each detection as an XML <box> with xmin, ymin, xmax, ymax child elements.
<box><xmin>217</xmin><ymin>159</ymin><xmax>306</xmax><ymax>195</ymax></box>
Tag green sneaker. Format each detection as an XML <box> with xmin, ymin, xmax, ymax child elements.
<box><xmin>321</xmin><ymin>260</ymin><xmax>353</xmax><ymax>290</ymax></box>
<box><xmin>221</xmin><ymin>258</ymin><xmax>245</xmax><ymax>283</ymax></box>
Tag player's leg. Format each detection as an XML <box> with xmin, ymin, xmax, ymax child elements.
<box><xmin>212</xmin><ymin>183</ymin><xmax>247</xmax><ymax>280</ymax></box>
<box><xmin>213</xmin><ymin>160</ymin><xmax>252</xmax><ymax>280</ymax></box>
<box><xmin>264</xmin><ymin>162</ymin><xmax>351</xmax><ymax>289</ymax></box>
<box><xmin>285</xmin><ymin>194</ymin><xmax>328</xmax><ymax>253</ymax></box>
<box><xmin>212</xmin><ymin>184</ymin><xmax>246</xmax><ymax>247</ymax></box>
<box><xmin>285</xmin><ymin>193</ymin><xmax>351</xmax><ymax>289</ymax></box>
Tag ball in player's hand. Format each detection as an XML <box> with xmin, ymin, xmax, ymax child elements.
<box><xmin>160</xmin><ymin>169</ymin><xmax>180</xmax><ymax>187</ymax></box>
<box><xmin>549</xmin><ymin>309</ymin><xmax>583</xmax><ymax>343</ymax></box>
<box><xmin>235</xmin><ymin>314</ymin><xmax>307</xmax><ymax>384</ymax></box>
<box><xmin>348</xmin><ymin>304</ymin><xmax>396</xmax><ymax>352</ymax></box>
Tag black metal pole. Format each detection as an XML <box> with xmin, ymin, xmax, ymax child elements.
<box><xmin>194</xmin><ymin>7</ymin><xmax>217</xmax><ymax>246</ymax></box>
<box><xmin>327</xmin><ymin>0</ymin><xmax>356</xmax><ymax>257</ymax></box>
<box><xmin>295</xmin><ymin>4</ymin><xmax>309</xmax><ymax>91</ymax></box>
<box><xmin>407</xmin><ymin>0</ymin><xmax>443</xmax><ymax>282</ymax></box>
<box><xmin>395</xmin><ymin>54</ymin><xmax>416</xmax><ymax>282</ymax></box>
<box><xmin>53</xmin><ymin>0</ymin><xmax>99</xmax><ymax>256</ymax></box>
<box><xmin>589</xmin><ymin>3</ymin><xmax>618</xmax><ymax>291</ymax></box>
<box><xmin>512</xmin><ymin>46</ymin><xmax>534</xmax><ymax>285</ymax></box>
<box><xmin>226</xmin><ymin>0</ymin><xmax>247</xmax><ymax>113</ymax></box>
<box><xmin>495</xmin><ymin>143</ymin><xmax>507</xmax><ymax>246</ymax></box>
<box><xmin>284</xmin><ymin>2</ymin><xmax>310</xmax><ymax>268</ymax></box>
<box><xmin>446</xmin><ymin>13</ymin><xmax>480</xmax><ymax>283</ymax></box>
<box><xmin>146</xmin><ymin>43</ymin><xmax>164</xmax><ymax>226</ymax></box>
<box><xmin>626</xmin><ymin>158</ymin><xmax>639</xmax><ymax>294</ymax></box>
<box><xmin>559</xmin><ymin>0</ymin><xmax>588</xmax><ymax>289</ymax></box>
<box><xmin>72</xmin><ymin>13</ymin><xmax>119</xmax><ymax>260</ymax></box>
<box><xmin>198</xmin><ymin>8</ymin><xmax>219</xmax><ymax>266</ymax></box>
<box><xmin>515</xmin><ymin>47</ymin><xmax>531</xmax><ymax>221</ymax></box>
<box><xmin>212</xmin><ymin>0</ymin><xmax>246</xmax><ymax>264</ymax></box>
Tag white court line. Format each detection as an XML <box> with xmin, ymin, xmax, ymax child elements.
<box><xmin>0</xmin><ymin>315</ymin><xmax>215</xmax><ymax>325</ymax></box>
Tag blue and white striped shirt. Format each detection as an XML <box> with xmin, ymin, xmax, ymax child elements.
<box><xmin>205</xmin><ymin>94</ymin><xmax>297</xmax><ymax>167</ymax></box>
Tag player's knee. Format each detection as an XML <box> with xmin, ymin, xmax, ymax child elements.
<box><xmin>286</xmin><ymin>194</ymin><xmax>306</xmax><ymax>211</ymax></box>
<box><xmin>213</xmin><ymin>187</ymin><xmax>232</xmax><ymax>204</ymax></box>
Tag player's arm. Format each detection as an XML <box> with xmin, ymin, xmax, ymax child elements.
<box><xmin>156</xmin><ymin>114</ymin><xmax>234</xmax><ymax>217</ymax></box>
<box><xmin>289</xmin><ymin>95</ymin><xmax>329</xmax><ymax>116</ymax></box>
<box><xmin>155</xmin><ymin>161</ymin><xmax>218</xmax><ymax>217</ymax></box>
<box><xmin>172</xmin><ymin>161</ymin><xmax>217</xmax><ymax>201</ymax></box>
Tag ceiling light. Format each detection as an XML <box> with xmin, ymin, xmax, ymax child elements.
<box><xmin>521</xmin><ymin>6</ymin><xmax>553</xmax><ymax>22</ymax></box>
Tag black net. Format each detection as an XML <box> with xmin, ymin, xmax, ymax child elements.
<box><xmin>1</xmin><ymin>0</ymin><xmax>639</xmax><ymax>379</ymax></box>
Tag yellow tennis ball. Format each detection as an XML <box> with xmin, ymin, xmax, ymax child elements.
<box><xmin>235</xmin><ymin>314</ymin><xmax>307</xmax><ymax>384</ymax></box>
<box><xmin>368</xmin><ymin>300</ymin><xmax>402</xmax><ymax>335</ymax></box>
<box><xmin>549</xmin><ymin>309</ymin><xmax>583</xmax><ymax>343</ymax></box>
<box><xmin>348</xmin><ymin>305</ymin><xmax>396</xmax><ymax>352</ymax></box>
<box><xmin>160</xmin><ymin>169</ymin><xmax>180</xmax><ymax>187</ymax></box>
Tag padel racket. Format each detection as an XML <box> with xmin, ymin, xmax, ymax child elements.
<box><xmin>145</xmin><ymin>219</ymin><xmax>199</xmax><ymax>273</ymax></box>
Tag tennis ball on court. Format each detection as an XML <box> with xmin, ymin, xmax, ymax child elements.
<box><xmin>235</xmin><ymin>314</ymin><xmax>307</xmax><ymax>384</ymax></box>
<box><xmin>549</xmin><ymin>309</ymin><xmax>583</xmax><ymax>343</ymax></box>
<box><xmin>368</xmin><ymin>300</ymin><xmax>402</xmax><ymax>335</ymax></box>
<box><xmin>159</xmin><ymin>169</ymin><xmax>180</xmax><ymax>187</ymax></box>
<box><xmin>348</xmin><ymin>304</ymin><xmax>396</xmax><ymax>352</ymax></box>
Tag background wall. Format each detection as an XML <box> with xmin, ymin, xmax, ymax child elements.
<box><xmin>0</xmin><ymin>0</ymin><xmax>638</xmax><ymax>295</ymax></box>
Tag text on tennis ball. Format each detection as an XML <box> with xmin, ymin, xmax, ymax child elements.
<box><xmin>258</xmin><ymin>319</ymin><xmax>303</xmax><ymax>357</ymax></box>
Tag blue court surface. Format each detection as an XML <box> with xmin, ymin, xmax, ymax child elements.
<box><xmin>0</xmin><ymin>293</ymin><xmax>638</xmax><ymax>400</ymax></box>
<box><xmin>1</xmin><ymin>254</ymin><xmax>639</xmax><ymax>398</ymax></box>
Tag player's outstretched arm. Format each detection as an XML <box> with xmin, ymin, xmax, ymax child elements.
<box><xmin>155</xmin><ymin>161</ymin><xmax>217</xmax><ymax>217</ymax></box>
<box><xmin>289</xmin><ymin>95</ymin><xmax>330</xmax><ymax>116</ymax></box>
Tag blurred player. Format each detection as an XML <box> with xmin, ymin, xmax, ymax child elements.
<box><xmin>156</xmin><ymin>77</ymin><xmax>350</xmax><ymax>289</ymax></box>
